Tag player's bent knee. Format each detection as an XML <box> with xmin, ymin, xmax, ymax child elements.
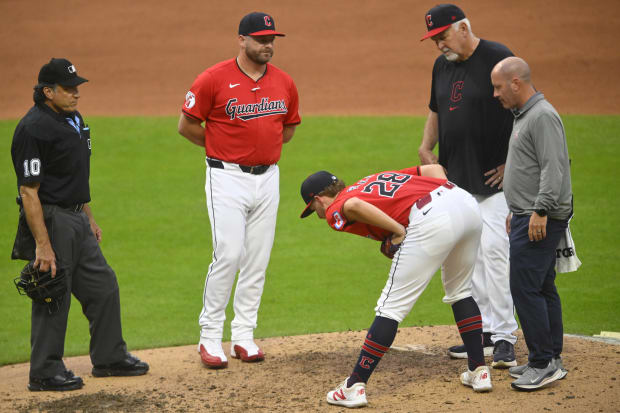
<box><xmin>374</xmin><ymin>309</ymin><xmax>405</xmax><ymax>323</ymax></box>
<box><xmin>442</xmin><ymin>291</ymin><xmax>473</xmax><ymax>305</ymax></box>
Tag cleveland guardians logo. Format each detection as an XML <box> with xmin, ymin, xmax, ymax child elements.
<box><xmin>264</xmin><ymin>16</ymin><xmax>272</xmax><ymax>27</ymax></box>
<box><xmin>332</xmin><ymin>212</ymin><xmax>345</xmax><ymax>230</ymax></box>
<box><xmin>185</xmin><ymin>91</ymin><xmax>196</xmax><ymax>109</ymax></box>
<box><xmin>426</xmin><ymin>14</ymin><xmax>433</xmax><ymax>27</ymax></box>
<box><xmin>359</xmin><ymin>356</ymin><xmax>374</xmax><ymax>369</ymax></box>
<box><xmin>225</xmin><ymin>97</ymin><xmax>287</xmax><ymax>121</ymax></box>
<box><xmin>450</xmin><ymin>81</ymin><xmax>464</xmax><ymax>103</ymax></box>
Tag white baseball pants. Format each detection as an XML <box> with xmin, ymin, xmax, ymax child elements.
<box><xmin>375</xmin><ymin>186</ymin><xmax>482</xmax><ymax>322</ymax></box>
<box><xmin>199</xmin><ymin>161</ymin><xmax>279</xmax><ymax>342</ymax></box>
<box><xmin>471</xmin><ymin>192</ymin><xmax>518</xmax><ymax>344</ymax></box>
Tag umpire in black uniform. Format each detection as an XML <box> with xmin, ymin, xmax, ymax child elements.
<box><xmin>10</xmin><ymin>58</ymin><xmax>148</xmax><ymax>391</ymax></box>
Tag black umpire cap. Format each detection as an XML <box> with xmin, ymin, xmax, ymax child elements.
<box><xmin>38</xmin><ymin>58</ymin><xmax>88</xmax><ymax>87</ymax></box>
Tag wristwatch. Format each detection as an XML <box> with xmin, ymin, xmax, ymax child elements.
<box><xmin>535</xmin><ymin>209</ymin><xmax>547</xmax><ymax>217</ymax></box>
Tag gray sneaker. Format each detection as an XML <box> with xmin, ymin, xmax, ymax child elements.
<box><xmin>510</xmin><ymin>358</ymin><xmax>567</xmax><ymax>380</ymax></box>
<box><xmin>511</xmin><ymin>362</ymin><xmax>562</xmax><ymax>391</ymax></box>
<box><xmin>554</xmin><ymin>357</ymin><xmax>568</xmax><ymax>380</ymax></box>
<box><xmin>509</xmin><ymin>363</ymin><xmax>529</xmax><ymax>379</ymax></box>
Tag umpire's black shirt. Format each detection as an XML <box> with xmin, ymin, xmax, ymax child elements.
<box><xmin>429</xmin><ymin>39</ymin><xmax>514</xmax><ymax>195</ymax></box>
<box><xmin>11</xmin><ymin>103</ymin><xmax>91</xmax><ymax>206</ymax></box>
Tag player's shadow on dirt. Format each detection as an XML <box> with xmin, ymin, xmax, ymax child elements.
<box><xmin>18</xmin><ymin>391</ymin><xmax>156</xmax><ymax>413</ymax></box>
<box><xmin>285</xmin><ymin>344</ymin><xmax>459</xmax><ymax>381</ymax></box>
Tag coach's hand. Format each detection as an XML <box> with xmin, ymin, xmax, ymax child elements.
<box><xmin>528</xmin><ymin>212</ymin><xmax>547</xmax><ymax>242</ymax></box>
<box><xmin>484</xmin><ymin>164</ymin><xmax>505</xmax><ymax>189</ymax></box>
<box><xmin>506</xmin><ymin>212</ymin><xmax>513</xmax><ymax>235</ymax></box>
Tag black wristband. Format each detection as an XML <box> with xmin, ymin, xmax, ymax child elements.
<box><xmin>535</xmin><ymin>209</ymin><xmax>547</xmax><ymax>217</ymax></box>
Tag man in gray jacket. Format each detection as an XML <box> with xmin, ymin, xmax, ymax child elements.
<box><xmin>491</xmin><ymin>56</ymin><xmax>572</xmax><ymax>391</ymax></box>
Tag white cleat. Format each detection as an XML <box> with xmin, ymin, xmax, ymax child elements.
<box><xmin>230</xmin><ymin>340</ymin><xmax>265</xmax><ymax>362</ymax></box>
<box><xmin>198</xmin><ymin>339</ymin><xmax>228</xmax><ymax>369</ymax></box>
<box><xmin>461</xmin><ymin>366</ymin><xmax>492</xmax><ymax>392</ymax></box>
<box><xmin>326</xmin><ymin>377</ymin><xmax>368</xmax><ymax>408</ymax></box>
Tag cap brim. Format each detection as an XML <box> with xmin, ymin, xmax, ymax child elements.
<box><xmin>248</xmin><ymin>30</ymin><xmax>286</xmax><ymax>36</ymax></box>
<box><xmin>300</xmin><ymin>200</ymin><xmax>314</xmax><ymax>218</ymax></box>
<box><xmin>420</xmin><ymin>25</ymin><xmax>450</xmax><ymax>41</ymax></box>
<box><xmin>59</xmin><ymin>76</ymin><xmax>88</xmax><ymax>87</ymax></box>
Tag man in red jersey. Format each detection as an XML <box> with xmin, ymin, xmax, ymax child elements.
<box><xmin>300</xmin><ymin>165</ymin><xmax>492</xmax><ymax>408</ymax></box>
<box><xmin>178</xmin><ymin>12</ymin><xmax>301</xmax><ymax>369</ymax></box>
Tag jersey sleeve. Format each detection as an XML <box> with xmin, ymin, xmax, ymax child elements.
<box><xmin>428</xmin><ymin>59</ymin><xmax>440</xmax><ymax>112</ymax></box>
<box><xmin>486</xmin><ymin>40</ymin><xmax>514</xmax><ymax>65</ymax></box>
<box><xmin>12</xmin><ymin>126</ymin><xmax>45</xmax><ymax>186</ymax></box>
<box><xmin>182</xmin><ymin>71</ymin><xmax>215</xmax><ymax>122</ymax></box>
<box><xmin>284</xmin><ymin>78</ymin><xmax>301</xmax><ymax>126</ymax></box>
<box><xmin>496</xmin><ymin>43</ymin><xmax>514</xmax><ymax>60</ymax></box>
<box><xmin>399</xmin><ymin>166</ymin><xmax>422</xmax><ymax>176</ymax></box>
<box><xmin>325</xmin><ymin>197</ymin><xmax>350</xmax><ymax>231</ymax></box>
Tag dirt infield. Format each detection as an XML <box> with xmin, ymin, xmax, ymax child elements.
<box><xmin>2</xmin><ymin>1</ymin><xmax>619</xmax><ymax>412</ymax></box>
<box><xmin>1</xmin><ymin>326</ymin><xmax>618</xmax><ymax>412</ymax></box>
<box><xmin>0</xmin><ymin>0</ymin><xmax>619</xmax><ymax>118</ymax></box>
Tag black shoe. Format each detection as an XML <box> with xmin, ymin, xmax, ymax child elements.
<box><xmin>92</xmin><ymin>353</ymin><xmax>149</xmax><ymax>377</ymax></box>
<box><xmin>448</xmin><ymin>333</ymin><xmax>494</xmax><ymax>359</ymax></box>
<box><xmin>28</xmin><ymin>370</ymin><xmax>84</xmax><ymax>391</ymax></box>
<box><xmin>482</xmin><ymin>332</ymin><xmax>493</xmax><ymax>347</ymax></box>
<box><xmin>491</xmin><ymin>340</ymin><xmax>517</xmax><ymax>368</ymax></box>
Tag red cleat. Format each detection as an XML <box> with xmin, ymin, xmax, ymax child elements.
<box><xmin>199</xmin><ymin>344</ymin><xmax>228</xmax><ymax>369</ymax></box>
<box><xmin>231</xmin><ymin>341</ymin><xmax>265</xmax><ymax>362</ymax></box>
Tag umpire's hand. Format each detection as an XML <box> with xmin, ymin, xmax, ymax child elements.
<box><xmin>35</xmin><ymin>242</ymin><xmax>57</xmax><ymax>277</ymax></box>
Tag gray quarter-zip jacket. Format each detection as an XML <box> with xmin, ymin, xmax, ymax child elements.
<box><xmin>503</xmin><ymin>92</ymin><xmax>573</xmax><ymax>220</ymax></box>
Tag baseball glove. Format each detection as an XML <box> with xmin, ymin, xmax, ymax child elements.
<box><xmin>380</xmin><ymin>237</ymin><xmax>402</xmax><ymax>259</ymax></box>
<box><xmin>14</xmin><ymin>261</ymin><xmax>67</xmax><ymax>314</ymax></box>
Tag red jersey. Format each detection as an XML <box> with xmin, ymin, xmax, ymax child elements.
<box><xmin>325</xmin><ymin>167</ymin><xmax>447</xmax><ymax>240</ymax></box>
<box><xmin>182</xmin><ymin>58</ymin><xmax>301</xmax><ymax>165</ymax></box>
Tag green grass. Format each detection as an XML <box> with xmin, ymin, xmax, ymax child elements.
<box><xmin>1</xmin><ymin>115</ymin><xmax>618</xmax><ymax>366</ymax></box>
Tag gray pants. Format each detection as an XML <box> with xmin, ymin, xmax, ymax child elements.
<box><xmin>29</xmin><ymin>206</ymin><xmax>127</xmax><ymax>379</ymax></box>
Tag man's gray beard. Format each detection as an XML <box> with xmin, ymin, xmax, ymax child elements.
<box><xmin>444</xmin><ymin>51</ymin><xmax>460</xmax><ymax>62</ymax></box>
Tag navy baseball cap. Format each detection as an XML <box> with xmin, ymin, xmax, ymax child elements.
<box><xmin>300</xmin><ymin>171</ymin><xmax>338</xmax><ymax>218</ymax></box>
<box><xmin>239</xmin><ymin>12</ymin><xmax>285</xmax><ymax>37</ymax></box>
<box><xmin>38</xmin><ymin>58</ymin><xmax>88</xmax><ymax>87</ymax></box>
<box><xmin>421</xmin><ymin>4</ymin><xmax>466</xmax><ymax>41</ymax></box>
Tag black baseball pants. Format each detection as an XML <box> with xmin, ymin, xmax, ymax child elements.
<box><xmin>29</xmin><ymin>206</ymin><xmax>127</xmax><ymax>379</ymax></box>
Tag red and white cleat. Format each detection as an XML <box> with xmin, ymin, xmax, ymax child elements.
<box><xmin>461</xmin><ymin>365</ymin><xmax>492</xmax><ymax>392</ymax></box>
<box><xmin>198</xmin><ymin>340</ymin><xmax>228</xmax><ymax>369</ymax></box>
<box><xmin>326</xmin><ymin>377</ymin><xmax>368</xmax><ymax>408</ymax></box>
<box><xmin>230</xmin><ymin>340</ymin><xmax>265</xmax><ymax>362</ymax></box>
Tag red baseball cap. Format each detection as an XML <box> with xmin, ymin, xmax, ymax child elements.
<box><xmin>239</xmin><ymin>12</ymin><xmax>285</xmax><ymax>37</ymax></box>
<box><xmin>421</xmin><ymin>4</ymin><xmax>466</xmax><ymax>41</ymax></box>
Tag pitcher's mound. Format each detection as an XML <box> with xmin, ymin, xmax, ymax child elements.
<box><xmin>2</xmin><ymin>326</ymin><xmax>618</xmax><ymax>412</ymax></box>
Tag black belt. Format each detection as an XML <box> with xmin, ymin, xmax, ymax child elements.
<box><xmin>17</xmin><ymin>198</ymin><xmax>84</xmax><ymax>213</ymax></box>
<box><xmin>57</xmin><ymin>203</ymin><xmax>85</xmax><ymax>213</ymax></box>
<box><xmin>207</xmin><ymin>158</ymin><xmax>272</xmax><ymax>175</ymax></box>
